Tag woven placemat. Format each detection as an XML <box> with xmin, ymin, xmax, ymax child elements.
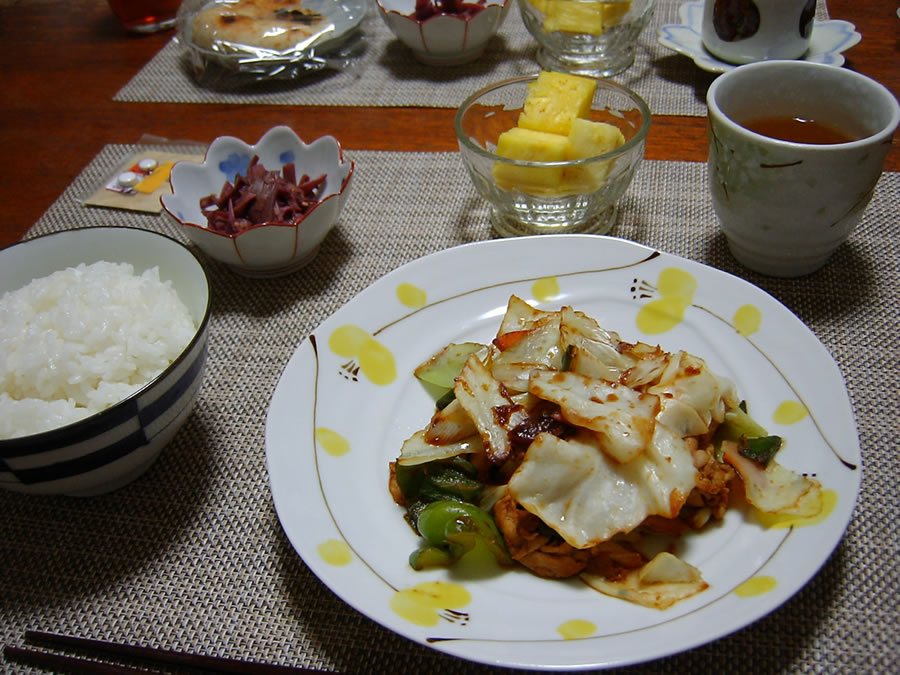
<box><xmin>113</xmin><ymin>0</ymin><xmax>829</xmax><ymax>115</ymax></box>
<box><xmin>1</xmin><ymin>145</ymin><xmax>896</xmax><ymax>674</ymax></box>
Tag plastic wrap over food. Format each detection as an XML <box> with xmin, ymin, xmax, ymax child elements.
<box><xmin>175</xmin><ymin>0</ymin><xmax>370</xmax><ymax>86</ymax></box>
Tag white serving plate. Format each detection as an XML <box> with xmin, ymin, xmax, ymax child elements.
<box><xmin>266</xmin><ymin>234</ymin><xmax>861</xmax><ymax>670</ymax></box>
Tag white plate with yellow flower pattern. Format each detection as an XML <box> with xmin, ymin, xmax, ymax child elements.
<box><xmin>265</xmin><ymin>234</ymin><xmax>861</xmax><ymax>670</ymax></box>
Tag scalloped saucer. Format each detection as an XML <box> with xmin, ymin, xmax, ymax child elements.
<box><xmin>657</xmin><ymin>1</ymin><xmax>861</xmax><ymax>73</ymax></box>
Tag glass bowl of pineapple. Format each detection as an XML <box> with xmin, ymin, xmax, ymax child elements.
<box><xmin>518</xmin><ymin>0</ymin><xmax>657</xmax><ymax>78</ymax></box>
<box><xmin>454</xmin><ymin>71</ymin><xmax>650</xmax><ymax>237</ymax></box>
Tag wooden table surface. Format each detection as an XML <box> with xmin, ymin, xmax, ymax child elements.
<box><xmin>0</xmin><ymin>0</ymin><xmax>896</xmax><ymax>250</ymax></box>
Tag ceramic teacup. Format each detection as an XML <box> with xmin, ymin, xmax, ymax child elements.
<box><xmin>706</xmin><ymin>60</ymin><xmax>899</xmax><ymax>277</ymax></box>
<box><xmin>701</xmin><ymin>0</ymin><xmax>816</xmax><ymax>64</ymax></box>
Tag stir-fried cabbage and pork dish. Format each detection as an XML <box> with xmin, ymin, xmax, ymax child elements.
<box><xmin>388</xmin><ymin>296</ymin><xmax>823</xmax><ymax>609</ymax></box>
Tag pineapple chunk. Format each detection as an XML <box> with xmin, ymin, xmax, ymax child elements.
<box><xmin>543</xmin><ymin>0</ymin><xmax>632</xmax><ymax>36</ymax></box>
<box><xmin>528</xmin><ymin>0</ymin><xmax>550</xmax><ymax>12</ymax></box>
<box><xmin>561</xmin><ymin>118</ymin><xmax>626</xmax><ymax>191</ymax></box>
<box><xmin>566</xmin><ymin>118</ymin><xmax>626</xmax><ymax>161</ymax></box>
<box><xmin>517</xmin><ymin>71</ymin><xmax>597</xmax><ymax>137</ymax></box>
<box><xmin>603</xmin><ymin>0</ymin><xmax>631</xmax><ymax>25</ymax></box>
<box><xmin>543</xmin><ymin>1</ymin><xmax>604</xmax><ymax>34</ymax></box>
<box><xmin>492</xmin><ymin>127</ymin><xmax>569</xmax><ymax>193</ymax></box>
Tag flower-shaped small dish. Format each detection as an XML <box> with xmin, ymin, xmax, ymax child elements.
<box><xmin>375</xmin><ymin>0</ymin><xmax>513</xmax><ymax>66</ymax></box>
<box><xmin>657</xmin><ymin>1</ymin><xmax>861</xmax><ymax>73</ymax></box>
<box><xmin>162</xmin><ymin>126</ymin><xmax>354</xmax><ymax>278</ymax></box>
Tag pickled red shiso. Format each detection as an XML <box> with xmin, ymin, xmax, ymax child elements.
<box><xmin>412</xmin><ymin>0</ymin><xmax>487</xmax><ymax>21</ymax></box>
<box><xmin>200</xmin><ymin>156</ymin><xmax>326</xmax><ymax>235</ymax></box>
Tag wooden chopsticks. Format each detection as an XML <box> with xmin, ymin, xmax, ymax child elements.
<box><xmin>3</xmin><ymin>644</ymin><xmax>144</xmax><ymax>674</ymax></box>
<box><xmin>3</xmin><ymin>630</ymin><xmax>330</xmax><ymax>674</ymax></box>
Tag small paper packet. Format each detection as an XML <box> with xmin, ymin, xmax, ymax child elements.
<box><xmin>85</xmin><ymin>150</ymin><xmax>205</xmax><ymax>213</ymax></box>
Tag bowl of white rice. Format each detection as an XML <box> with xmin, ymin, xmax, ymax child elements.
<box><xmin>0</xmin><ymin>226</ymin><xmax>210</xmax><ymax>496</ymax></box>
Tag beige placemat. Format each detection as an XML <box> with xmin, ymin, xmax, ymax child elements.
<box><xmin>1</xmin><ymin>144</ymin><xmax>897</xmax><ymax>673</ymax></box>
<box><xmin>113</xmin><ymin>1</ymin><xmax>830</xmax><ymax>115</ymax></box>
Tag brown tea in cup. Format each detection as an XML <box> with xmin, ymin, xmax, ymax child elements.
<box><xmin>740</xmin><ymin>116</ymin><xmax>860</xmax><ymax>145</ymax></box>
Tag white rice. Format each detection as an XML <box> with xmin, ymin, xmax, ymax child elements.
<box><xmin>0</xmin><ymin>261</ymin><xmax>196</xmax><ymax>440</ymax></box>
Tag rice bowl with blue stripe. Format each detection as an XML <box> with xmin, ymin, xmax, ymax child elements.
<box><xmin>0</xmin><ymin>227</ymin><xmax>210</xmax><ymax>496</ymax></box>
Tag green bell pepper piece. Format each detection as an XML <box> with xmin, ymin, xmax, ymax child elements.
<box><xmin>410</xmin><ymin>500</ymin><xmax>511</xmax><ymax>570</ymax></box>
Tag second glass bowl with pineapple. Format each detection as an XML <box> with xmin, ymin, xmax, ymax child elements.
<box><xmin>455</xmin><ymin>71</ymin><xmax>650</xmax><ymax>237</ymax></box>
<box><xmin>518</xmin><ymin>0</ymin><xmax>658</xmax><ymax>78</ymax></box>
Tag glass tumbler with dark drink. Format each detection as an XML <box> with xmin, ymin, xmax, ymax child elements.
<box><xmin>107</xmin><ymin>0</ymin><xmax>182</xmax><ymax>33</ymax></box>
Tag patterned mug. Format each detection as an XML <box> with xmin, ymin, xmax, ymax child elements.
<box><xmin>701</xmin><ymin>0</ymin><xmax>815</xmax><ymax>64</ymax></box>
